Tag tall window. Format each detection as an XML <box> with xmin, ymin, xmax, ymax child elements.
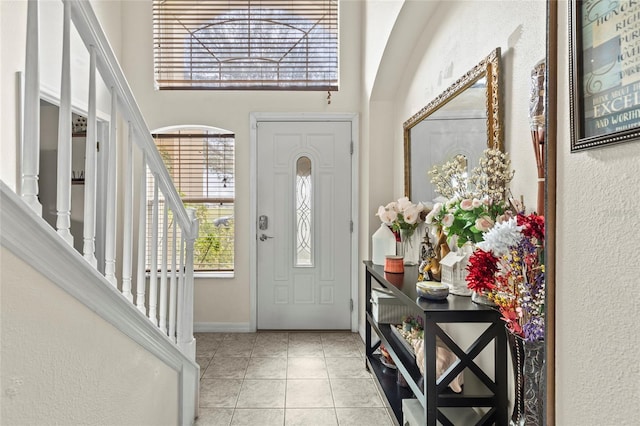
<box><xmin>149</xmin><ymin>128</ymin><xmax>235</xmax><ymax>272</ymax></box>
<box><xmin>295</xmin><ymin>156</ymin><xmax>312</xmax><ymax>266</ymax></box>
<box><xmin>152</xmin><ymin>0</ymin><xmax>338</xmax><ymax>90</ymax></box>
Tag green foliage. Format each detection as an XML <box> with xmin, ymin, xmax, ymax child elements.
<box><xmin>188</xmin><ymin>203</ymin><xmax>234</xmax><ymax>270</ymax></box>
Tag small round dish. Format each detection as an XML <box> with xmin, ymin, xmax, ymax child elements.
<box><xmin>416</xmin><ymin>281</ymin><xmax>450</xmax><ymax>300</ymax></box>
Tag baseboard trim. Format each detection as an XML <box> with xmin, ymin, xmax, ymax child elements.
<box><xmin>194</xmin><ymin>322</ymin><xmax>252</xmax><ymax>333</ymax></box>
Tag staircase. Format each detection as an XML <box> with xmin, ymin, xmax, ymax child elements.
<box><xmin>0</xmin><ymin>1</ymin><xmax>199</xmax><ymax>424</ymax></box>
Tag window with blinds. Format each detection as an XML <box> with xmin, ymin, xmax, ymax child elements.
<box><xmin>152</xmin><ymin>0</ymin><xmax>338</xmax><ymax>90</ymax></box>
<box><xmin>148</xmin><ymin>129</ymin><xmax>235</xmax><ymax>272</ymax></box>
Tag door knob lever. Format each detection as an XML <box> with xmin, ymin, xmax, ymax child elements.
<box><xmin>259</xmin><ymin>234</ymin><xmax>274</xmax><ymax>241</ymax></box>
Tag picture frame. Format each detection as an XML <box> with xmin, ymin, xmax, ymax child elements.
<box><xmin>569</xmin><ymin>0</ymin><xmax>640</xmax><ymax>152</ymax></box>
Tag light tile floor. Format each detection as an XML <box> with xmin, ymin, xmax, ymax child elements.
<box><xmin>194</xmin><ymin>332</ymin><xmax>394</xmax><ymax>426</ymax></box>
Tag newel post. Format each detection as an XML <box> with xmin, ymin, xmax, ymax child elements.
<box><xmin>179</xmin><ymin>208</ymin><xmax>198</xmax><ymax>359</ymax></box>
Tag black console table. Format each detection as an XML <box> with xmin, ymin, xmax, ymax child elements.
<box><xmin>364</xmin><ymin>261</ymin><xmax>508</xmax><ymax>425</ymax></box>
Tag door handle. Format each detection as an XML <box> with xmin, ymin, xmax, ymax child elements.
<box><xmin>259</xmin><ymin>234</ymin><xmax>274</xmax><ymax>241</ymax></box>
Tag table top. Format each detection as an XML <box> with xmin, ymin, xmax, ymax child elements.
<box><xmin>364</xmin><ymin>260</ymin><xmax>499</xmax><ymax>317</ymax></box>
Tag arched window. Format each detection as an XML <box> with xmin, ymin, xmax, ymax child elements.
<box><xmin>149</xmin><ymin>127</ymin><xmax>235</xmax><ymax>273</ymax></box>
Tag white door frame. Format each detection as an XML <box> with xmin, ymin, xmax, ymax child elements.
<box><xmin>249</xmin><ymin>112</ymin><xmax>359</xmax><ymax>332</ymax></box>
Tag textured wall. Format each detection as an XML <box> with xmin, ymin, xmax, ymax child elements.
<box><xmin>0</xmin><ymin>248</ymin><xmax>180</xmax><ymax>426</ymax></box>
<box><xmin>393</xmin><ymin>0</ymin><xmax>546</xmax><ymax>206</ymax></box>
<box><xmin>555</xmin><ymin>1</ymin><xmax>640</xmax><ymax>423</ymax></box>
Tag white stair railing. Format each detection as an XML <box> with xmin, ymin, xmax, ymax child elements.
<box><xmin>19</xmin><ymin>0</ymin><xmax>198</xmax><ymax>394</ymax></box>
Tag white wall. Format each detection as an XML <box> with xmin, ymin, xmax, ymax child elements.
<box><xmin>555</xmin><ymin>1</ymin><xmax>640</xmax><ymax>423</ymax></box>
<box><xmin>392</xmin><ymin>1</ymin><xmax>545</xmax><ymax>206</ymax></box>
<box><xmin>0</xmin><ymin>0</ymin><xmax>27</xmax><ymax>190</ymax></box>
<box><xmin>0</xmin><ymin>248</ymin><xmax>179</xmax><ymax>426</ymax></box>
<box><xmin>0</xmin><ymin>0</ymin><xmax>121</xmax><ymax>191</ymax></box>
<box><xmin>119</xmin><ymin>0</ymin><xmax>363</xmax><ymax>327</ymax></box>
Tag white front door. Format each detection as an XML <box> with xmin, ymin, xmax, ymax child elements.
<box><xmin>256</xmin><ymin>121</ymin><xmax>352</xmax><ymax>330</ymax></box>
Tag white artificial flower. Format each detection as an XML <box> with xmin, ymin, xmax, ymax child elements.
<box><xmin>476</xmin><ymin>217</ymin><xmax>523</xmax><ymax>257</ymax></box>
<box><xmin>431</xmin><ymin>202</ymin><xmax>443</xmax><ymax>217</ymax></box>
<box><xmin>425</xmin><ymin>210</ymin><xmax>436</xmax><ymax>224</ymax></box>
<box><xmin>472</xmin><ymin>198</ymin><xmax>482</xmax><ymax>208</ymax></box>
<box><xmin>460</xmin><ymin>199</ymin><xmax>474</xmax><ymax>211</ymax></box>
<box><xmin>442</xmin><ymin>213</ymin><xmax>454</xmax><ymax>228</ymax></box>
<box><xmin>376</xmin><ymin>205</ymin><xmax>397</xmax><ymax>224</ymax></box>
<box><xmin>403</xmin><ymin>205</ymin><xmax>420</xmax><ymax>224</ymax></box>
<box><xmin>396</xmin><ymin>197</ymin><xmax>413</xmax><ymax>212</ymax></box>
<box><xmin>446</xmin><ymin>196</ymin><xmax>459</xmax><ymax>209</ymax></box>
<box><xmin>475</xmin><ymin>216</ymin><xmax>494</xmax><ymax>232</ymax></box>
<box><xmin>382</xmin><ymin>209</ymin><xmax>398</xmax><ymax>224</ymax></box>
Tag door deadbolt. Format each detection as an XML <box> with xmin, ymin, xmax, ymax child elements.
<box><xmin>259</xmin><ymin>215</ymin><xmax>269</xmax><ymax>230</ymax></box>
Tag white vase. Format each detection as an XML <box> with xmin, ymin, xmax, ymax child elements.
<box><xmin>372</xmin><ymin>224</ymin><xmax>396</xmax><ymax>265</ymax></box>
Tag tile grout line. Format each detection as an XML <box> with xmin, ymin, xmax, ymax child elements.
<box><xmin>197</xmin><ymin>332</ymin><xmax>385</xmax><ymax>425</ymax></box>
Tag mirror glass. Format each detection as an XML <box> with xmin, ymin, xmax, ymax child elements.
<box><xmin>404</xmin><ymin>48</ymin><xmax>502</xmax><ymax>203</ymax></box>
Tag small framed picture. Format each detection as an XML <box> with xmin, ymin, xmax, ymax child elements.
<box><xmin>569</xmin><ymin>0</ymin><xmax>640</xmax><ymax>151</ymax></box>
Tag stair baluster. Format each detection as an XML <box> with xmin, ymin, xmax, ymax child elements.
<box><xmin>136</xmin><ymin>153</ymin><xmax>148</xmax><ymax>314</ymax></box>
<box><xmin>159</xmin><ymin>202</ymin><xmax>169</xmax><ymax>333</ymax></box>
<box><xmin>82</xmin><ymin>45</ymin><xmax>97</xmax><ymax>268</ymax></box>
<box><xmin>56</xmin><ymin>0</ymin><xmax>73</xmax><ymax>246</ymax></box>
<box><xmin>104</xmin><ymin>90</ymin><xmax>118</xmax><ymax>286</ymax></box>
<box><xmin>122</xmin><ymin>125</ymin><xmax>134</xmax><ymax>302</ymax></box>
<box><xmin>21</xmin><ymin>0</ymin><xmax>42</xmax><ymax>215</ymax></box>
<box><xmin>169</xmin><ymin>217</ymin><xmax>178</xmax><ymax>342</ymax></box>
<box><xmin>149</xmin><ymin>179</ymin><xmax>159</xmax><ymax>326</ymax></box>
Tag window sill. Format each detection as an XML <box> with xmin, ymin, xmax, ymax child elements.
<box><xmin>145</xmin><ymin>271</ymin><xmax>234</xmax><ymax>279</ymax></box>
<box><xmin>195</xmin><ymin>271</ymin><xmax>234</xmax><ymax>279</ymax></box>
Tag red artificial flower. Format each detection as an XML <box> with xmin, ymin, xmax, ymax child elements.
<box><xmin>465</xmin><ymin>249</ymin><xmax>498</xmax><ymax>293</ymax></box>
<box><xmin>500</xmin><ymin>308</ymin><xmax>523</xmax><ymax>336</ymax></box>
<box><xmin>517</xmin><ymin>213</ymin><xmax>545</xmax><ymax>241</ymax></box>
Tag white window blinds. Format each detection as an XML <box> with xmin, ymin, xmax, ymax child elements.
<box><xmin>150</xmin><ymin>130</ymin><xmax>235</xmax><ymax>271</ymax></box>
<box><xmin>153</xmin><ymin>0</ymin><xmax>339</xmax><ymax>90</ymax></box>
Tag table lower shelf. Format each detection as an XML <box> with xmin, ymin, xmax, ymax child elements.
<box><xmin>367</xmin><ymin>351</ymin><xmax>494</xmax><ymax>425</ymax></box>
<box><xmin>366</xmin><ymin>353</ymin><xmax>414</xmax><ymax>425</ymax></box>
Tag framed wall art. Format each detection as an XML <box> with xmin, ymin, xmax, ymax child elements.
<box><xmin>569</xmin><ymin>0</ymin><xmax>640</xmax><ymax>151</ymax></box>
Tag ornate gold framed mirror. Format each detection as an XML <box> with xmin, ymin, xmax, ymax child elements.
<box><xmin>403</xmin><ymin>48</ymin><xmax>502</xmax><ymax>202</ymax></box>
